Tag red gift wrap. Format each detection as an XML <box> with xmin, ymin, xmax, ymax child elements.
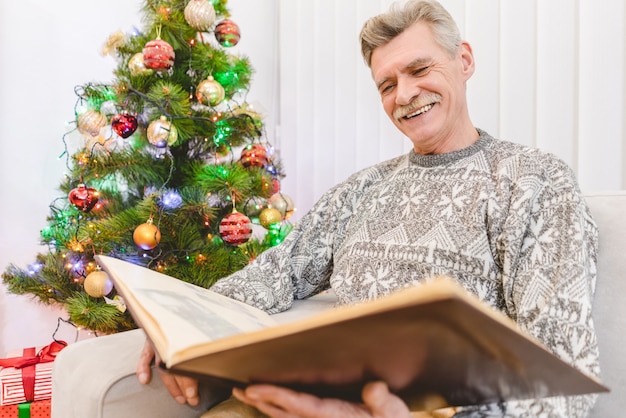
<box><xmin>0</xmin><ymin>399</ymin><xmax>51</xmax><ymax>418</ymax></box>
<box><xmin>0</xmin><ymin>342</ymin><xmax>65</xmax><ymax>406</ymax></box>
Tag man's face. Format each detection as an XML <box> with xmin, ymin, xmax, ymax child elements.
<box><xmin>370</xmin><ymin>22</ymin><xmax>474</xmax><ymax>154</ymax></box>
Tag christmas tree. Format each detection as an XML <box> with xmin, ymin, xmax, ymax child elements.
<box><xmin>2</xmin><ymin>0</ymin><xmax>294</xmax><ymax>334</ymax></box>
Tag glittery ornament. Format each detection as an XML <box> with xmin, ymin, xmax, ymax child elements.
<box><xmin>68</xmin><ymin>184</ymin><xmax>100</xmax><ymax>212</ymax></box>
<box><xmin>214</xmin><ymin>19</ymin><xmax>240</xmax><ymax>47</ymax></box>
<box><xmin>147</xmin><ymin>116</ymin><xmax>178</xmax><ymax>147</ymax></box>
<box><xmin>184</xmin><ymin>0</ymin><xmax>216</xmax><ymax>31</ymax></box>
<box><xmin>269</xmin><ymin>193</ymin><xmax>295</xmax><ymax>220</ymax></box>
<box><xmin>77</xmin><ymin>110</ymin><xmax>107</xmax><ymax>137</ymax></box>
<box><xmin>128</xmin><ymin>52</ymin><xmax>154</xmax><ymax>76</ymax></box>
<box><xmin>219</xmin><ymin>211</ymin><xmax>253</xmax><ymax>245</ymax></box>
<box><xmin>142</xmin><ymin>38</ymin><xmax>175</xmax><ymax>70</ymax></box>
<box><xmin>84</xmin><ymin>270</ymin><xmax>114</xmax><ymax>298</ymax></box>
<box><xmin>196</xmin><ymin>76</ymin><xmax>225</xmax><ymax>106</ymax></box>
<box><xmin>133</xmin><ymin>219</ymin><xmax>162</xmax><ymax>250</ymax></box>
<box><xmin>259</xmin><ymin>207</ymin><xmax>282</xmax><ymax>228</ymax></box>
<box><xmin>111</xmin><ymin>113</ymin><xmax>138</xmax><ymax>138</ymax></box>
<box><xmin>240</xmin><ymin>143</ymin><xmax>268</xmax><ymax>168</ymax></box>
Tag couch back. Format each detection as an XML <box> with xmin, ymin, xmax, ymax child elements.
<box><xmin>585</xmin><ymin>192</ymin><xmax>626</xmax><ymax>416</ymax></box>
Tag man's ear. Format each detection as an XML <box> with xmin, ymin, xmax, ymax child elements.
<box><xmin>459</xmin><ymin>41</ymin><xmax>475</xmax><ymax>80</ymax></box>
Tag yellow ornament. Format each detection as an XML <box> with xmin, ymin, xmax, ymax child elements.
<box><xmin>147</xmin><ymin>116</ymin><xmax>178</xmax><ymax>148</ymax></box>
<box><xmin>128</xmin><ymin>52</ymin><xmax>154</xmax><ymax>77</ymax></box>
<box><xmin>133</xmin><ymin>219</ymin><xmax>162</xmax><ymax>250</ymax></box>
<box><xmin>196</xmin><ymin>76</ymin><xmax>225</xmax><ymax>106</ymax></box>
<box><xmin>259</xmin><ymin>207</ymin><xmax>282</xmax><ymax>228</ymax></box>
<box><xmin>184</xmin><ymin>0</ymin><xmax>216</xmax><ymax>31</ymax></box>
<box><xmin>84</xmin><ymin>270</ymin><xmax>114</xmax><ymax>298</ymax></box>
<box><xmin>77</xmin><ymin>110</ymin><xmax>107</xmax><ymax>137</ymax></box>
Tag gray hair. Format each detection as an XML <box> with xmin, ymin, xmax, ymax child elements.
<box><xmin>360</xmin><ymin>0</ymin><xmax>462</xmax><ymax>67</ymax></box>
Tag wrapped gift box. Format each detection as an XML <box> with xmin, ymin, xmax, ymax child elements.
<box><xmin>0</xmin><ymin>399</ymin><xmax>51</xmax><ymax>418</ymax></box>
<box><xmin>0</xmin><ymin>343</ymin><xmax>65</xmax><ymax>406</ymax></box>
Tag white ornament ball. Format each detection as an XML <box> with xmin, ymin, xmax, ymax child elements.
<box><xmin>84</xmin><ymin>271</ymin><xmax>114</xmax><ymax>298</ymax></box>
<box><xmin>269</xmin><ymin>193</ymin><xmax>295</xmax><ymax>220</ymax></box>
<box><xmin>184</xmin><ymin>0</ymin><xmax>216</xmax><ymax>32</ymax></box>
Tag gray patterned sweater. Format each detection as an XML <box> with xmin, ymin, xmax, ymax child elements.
<box><xmin>211</xmin><ymin>129</ymin><xmax>600</xmax><ymax>417</ymax></box>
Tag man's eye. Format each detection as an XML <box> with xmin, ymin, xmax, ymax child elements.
<box><xmin>412</xmin><ymin>66</ymin><xmax>429</xmax><ymax>76</ymax></box>
<box><xmin>380</xmin><ymin>84</ymin><xmax>395</xmax><ymax>95</ymax></box>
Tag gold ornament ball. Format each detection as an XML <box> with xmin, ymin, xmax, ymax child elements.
<box><xmin>77</xmin><ymin>110</ymin><xmax>107</xmax><ymax>137</ymax></box>
<box><xmin>128</xmin><ymin>52</ymin><xmax>154</xmax><ymax>77</ymax></box>
<box><xmin>147</xmin><ymin>116</ymin><xmax>178</xmax><ymax>147</ymax></box>
<box><xmin>196</xmin><ymin>76</ymin><xmax>225</xmax><ymax>106</ymax></box>
<box><xmin>84</xmin><ymin>271</ymin><xmax>114</xmax><ymax>298</ymax></box>
<box><xmin>259</xmin><ymin>207</ymin><xmax>282</xmax><ymax>228</ymax></box>
<box><xmin>184</xmin><ymin>0</ymin><xmax>216</xmax><ymax>31</ymax></box>
<box><xmin>133</xmin><ymin>222</ymin><xmax>162</xmax><ymax>250</ymax></box>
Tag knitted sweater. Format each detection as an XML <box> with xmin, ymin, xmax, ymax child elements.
<box><xmin>211</xmin><ymin>129</ymin><xmax>600</xmax><ymax>417</ymax></box>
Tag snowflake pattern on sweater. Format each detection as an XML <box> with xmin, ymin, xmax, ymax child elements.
<box><xmin>211</xmin><ymin>129</ymin><xmax>600</xmax><ymax>417</ymax></box>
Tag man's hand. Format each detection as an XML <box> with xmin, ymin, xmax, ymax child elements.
<box><xmin>232</xmin><ymin>381</ymin><xmax>413</xmax><ymax>418</ymax></box>
<box><xmin>136</xmin><ymin>340</ymin><xmax>200</xmax><ymax>406</ymax></box>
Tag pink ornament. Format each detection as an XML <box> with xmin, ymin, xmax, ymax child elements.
<box><xmin>142</xmin><ymin>38</ymin><xmax>175</xmax><ymax>70</ymax></box>
<box><xmin>219</xmin><ymin>211</ymin><xmax>252</xmax><ymax>245</ymax></box>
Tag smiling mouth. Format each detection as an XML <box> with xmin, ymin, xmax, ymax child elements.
<box><xmin>403</xmin><ymin>103</ymin><xmax>434</xmax><ymax>120</ymax></box>
<box><xmin>393</xmin><ymin>95</ymin><xmax>441</xmax><ymax>122</ymax></box>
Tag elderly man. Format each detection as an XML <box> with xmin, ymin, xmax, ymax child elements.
<box><xmin>138</xmin><ymin>1</ymin><xmax>600</xmax><ymax>416</ymax></box>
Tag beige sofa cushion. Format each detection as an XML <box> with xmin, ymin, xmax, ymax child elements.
<box><xmin>585</xmin><ymin>192</ymin><xmax>626</xmax><ymax>416</ymax></box>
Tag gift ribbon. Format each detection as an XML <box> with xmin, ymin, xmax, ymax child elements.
<box><xmin>0</xmin><ymin>341</ymin><xmax>66</xmax><ymax>402</ymax></box>
<box><xmin>17</xmin><ymin>402</ymin><xmax>31</xmax><ymax>418</ymax></box>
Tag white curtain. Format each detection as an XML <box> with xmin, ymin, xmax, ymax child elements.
<box><xmin>277</xmin><ymin>0</ymin><xmax>626</xmax><ymax>221</ymax></box>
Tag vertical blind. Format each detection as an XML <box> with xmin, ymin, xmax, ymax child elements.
<box><xmin>277</xmin><ymin>0</ymin><xmax>626</xmax><ymax>221</ymax></box>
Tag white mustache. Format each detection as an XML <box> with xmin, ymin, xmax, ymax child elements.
<box><xmin>393</xmin><ymin>94</ymin><xmax>442</xmax><ymax>121</ymax></box>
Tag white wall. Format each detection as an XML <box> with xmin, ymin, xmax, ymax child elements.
<box><xmin>0</xmin><ymin>0</ymin><xmax>278</xmax><ymax>356</ymax></box>
<box><xmin>1</xmin><ymin>0</ymin><xmax>624</xmax><ymax>355</ymax></box>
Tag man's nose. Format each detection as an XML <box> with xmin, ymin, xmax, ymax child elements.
<box><xmin>395</xmin><ymin>78</ymin><xmax>418</xmax><ymax>106</ymax></box>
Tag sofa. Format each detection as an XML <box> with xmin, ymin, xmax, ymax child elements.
<box><xmin>50</xmin><ymin>191</ymin><xmax>626</xmax><ymax>417</ymax></box>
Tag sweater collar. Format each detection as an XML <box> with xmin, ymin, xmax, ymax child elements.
<box><xmin>408</xmin><ymin>128</ymin><xmax>491</xmax><ymax>168</ymax></box>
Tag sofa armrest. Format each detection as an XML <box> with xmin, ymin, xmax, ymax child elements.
<box><xmin>51</xmin><ymin>329</ymin><xmax>224</xmax><ymax>418</ymax></box>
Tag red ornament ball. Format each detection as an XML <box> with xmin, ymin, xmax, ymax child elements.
<box><xmin>214</xmin><ymin>19</ymin><xmax>240</xmax><ymax>47</ymax></box>
<box><xmin>68</xmin><ymin>184</ymin><xmax>99</xmax><ymax>212</ymax></box>
<box><xmin>219</xmin><ymin>211</ymin><xmax>252</xmax><ymax>245</ymax></box>
<box><xmin>240</xmin><ymin>144</ymin><xmax>268</xmax><ymax>168</ymax></box>
<box><xmin>142</xmin><ymin>38</ymin><xmax>175</xmax><ymax>70</ymax></box>
<box><xmin>111</xmin><ymin>113</ymin><xmax>138</xmax><ymax>138</ymax></box>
